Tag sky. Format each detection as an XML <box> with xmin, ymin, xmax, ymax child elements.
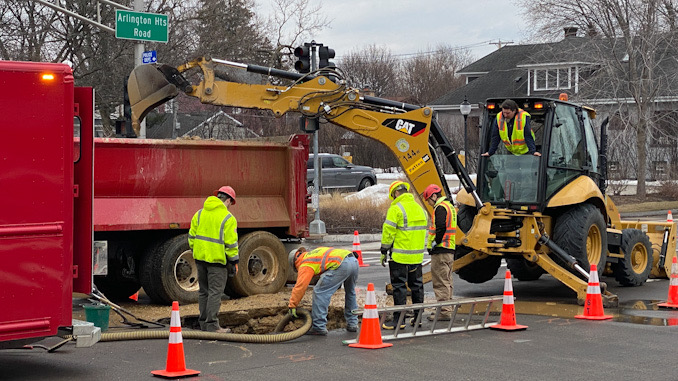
<box><xmin>255</xmin><ymin>0</ymin><xmax>528</xmax><ymax>62</ymax></box>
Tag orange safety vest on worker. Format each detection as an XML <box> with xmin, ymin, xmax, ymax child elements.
<box><xmin>288</xmin><ymin>247</ymin><xmax>353</xmax><ymax>308</ymax></box>
<box><xmin>497</xmin><ymin>109</ymin><xmax>535</xmax><ymax>155</ymax></box>
<box><xmin>427</xmin><ymin>196</ymin><xmax>456</xmax><ymax>250</ymax></box>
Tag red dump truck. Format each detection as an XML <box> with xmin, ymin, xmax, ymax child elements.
<box><xmin>92</xmin><ymin>135</ymin><xmax>309</xmax><ymax>305</ymax></box>
<box><xmin>1</xmin><ymin>59</ymin><xmax>309</xmax><ymax>350</ymax></box>
<box><xmin>1</xmin><ymin>60</ymin><xmax>100</xmax><ymax>348</ymax></box>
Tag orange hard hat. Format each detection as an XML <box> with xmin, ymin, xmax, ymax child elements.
<box><xmin>214</xmin><ymin>185</ymin><xmax>237</xmax><ymax>204</ymax></box>
<box><xmin>423</xmin><ymin>184</ymin><xmax>442</xmax><ymax>200</ymax></box>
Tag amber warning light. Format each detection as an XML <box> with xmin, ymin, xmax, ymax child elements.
<box><xmin>42</xmin><ymin>73</ymin><xmax>55</xmax><ymax>81</ymax></box>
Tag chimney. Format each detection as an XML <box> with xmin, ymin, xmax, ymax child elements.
<box><xmin>564</xmin><ymin>27</ymin><xmax>578</xmax><ymax>38</ymax></box>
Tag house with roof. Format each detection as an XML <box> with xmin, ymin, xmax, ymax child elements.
<box><xmin>431</xmin><ymin>27</ymin><xmax>678</xmax><ymax>181</ymax></box>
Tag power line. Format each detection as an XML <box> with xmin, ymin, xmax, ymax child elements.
<box><xmin>334</xmin><ymin>40</ymin><xmax>495</xmax><ymax>61</ymax></box>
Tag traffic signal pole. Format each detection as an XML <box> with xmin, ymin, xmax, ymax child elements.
<box><xmin>308</xmin><ymin>42</ymin><xmax>326</xmax><ymax>235</ymax></box>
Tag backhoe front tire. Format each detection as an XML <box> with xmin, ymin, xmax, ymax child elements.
<box><xmin>454</xmin><ymin>205</ymin><xmax>502</xmax><ymax>283</ymax></box>
<box><xmin>552</xmin><ymin>203</ymin><xmax>608</xmax><ymax>279</ymax></box>
<box><xmin>611</xmin><ymin>229</ymin><xmax>652</xmax><ymax>286</ymax></box>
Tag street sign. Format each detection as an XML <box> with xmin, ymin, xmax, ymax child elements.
<box><xmin>142</xmin><ymin>50</ymin><xmax>157</xmax><ymax>64</ymax></box>
<box><xmin>115</xmin><ymin>10</ymin><xmax>168</xmax><ymax>43</ymax></box>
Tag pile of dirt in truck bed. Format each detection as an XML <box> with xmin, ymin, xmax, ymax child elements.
<box><xmin>74</xmin><ymin>286</ymin><xmax>436</xmax><ymax>334</ymax></box>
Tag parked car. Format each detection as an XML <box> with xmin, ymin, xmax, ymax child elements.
<box><xmin>307</xmin><ymin>153</ymin><xmax>377</xmax><ymax>193</ymax></box>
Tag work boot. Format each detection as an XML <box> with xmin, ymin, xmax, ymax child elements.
<box><xmin>215</xmin><ymin>327</ymin><xmax>232</xmax><ymax>333</ymax></box>
<box><xmin>409</xmin><ymin>318</ymin><xmax>423</xmax><ymax>327</ymax></box>
<box><xmin>305</xmin><ymin>328</ymin><xmax>328</xmax><ymax>336</ymax></box>
<box><xmin>381</xmin><ymin>322</ymin><xmax>406</xmax><ymax>330</ymax></box>
<box><xmin>346</xmin><ymin>325</ymin><xmax>358</xmax><ymax>333</ymax></box>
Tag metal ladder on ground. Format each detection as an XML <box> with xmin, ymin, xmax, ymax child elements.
<box><xmin>342</xmin><ymin>296</ymin><xmax>503</xmax><ymax>344</ymax></box>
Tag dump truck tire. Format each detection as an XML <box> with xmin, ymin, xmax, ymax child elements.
<box><xmin>611</xmin><ymin>229</ymin><xmax>652</xmax><ymax>286</ymax></box>
<box><xmin>229</xmin><ymin>231</ymin><xmax>287</xmax><ymax>296</ymax></box>
<box><xmin>552</xmin><ymin>203</ymin><xmax>608</xmax><ymax>279</ymax></box>
<box><xmin>140</xmin><ymin>234</ymin><xmax>199</xmax><ymax>305</ymax></box>
<box><xmin>455</xmin><ymin>205</ymin><xmax>501</xmax><ymax>283</ymax></box>
<box><xmin>506</xmin><ymin>258</ymin><xmax>545</xmax><ymax>281</ymax></box>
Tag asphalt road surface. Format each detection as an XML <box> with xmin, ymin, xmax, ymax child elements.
<box><xmin>4</xmin><ymin>236</ymin><xmax>678</xmax><ymax>381</ymax></box>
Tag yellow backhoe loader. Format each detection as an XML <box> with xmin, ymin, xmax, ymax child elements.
<box><xmin>126</xmin><ymin>57</ymin><xmax>676</xmax><ymax>305</ymax></box>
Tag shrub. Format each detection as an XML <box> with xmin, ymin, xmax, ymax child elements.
<box><xmin>317</xmin><ymin>194</ymin><xmax>391</xmax><ymax>234</ymax></box>
<box><xmin>657</xmin><ymin>181</ymin><xmax>678</xmax><ymax>199</ymax></box>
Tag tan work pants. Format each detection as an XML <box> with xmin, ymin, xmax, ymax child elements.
<box><xmin>431</xmin><ymin>252</ymin><xmax>455</xmax><ymax>314</ymax></box>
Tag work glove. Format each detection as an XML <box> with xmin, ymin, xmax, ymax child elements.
<box><xmin>380</xmin><ymin>248</ymin><xmax>389</xmax><ymax>267</ymax></box>
<box><xmin>288</xmin><ymin>308</ymin><xmax>298</xmax><ymax>318</ymax></box>
<box><xmin>227</xmin><ymin>262</ymin><xmax>238</xmax><ymax>278</ymax></box>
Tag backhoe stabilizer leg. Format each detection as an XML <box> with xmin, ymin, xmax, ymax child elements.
<box><xmin>530</xmin><ymin>253</ymin><xmax>618</xmax><ymax>307</ymax></box>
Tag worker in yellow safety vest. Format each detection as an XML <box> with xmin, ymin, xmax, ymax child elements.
<box><xmin>380</xmin><ymin>180</ymin><xmax>428</xmax><ymax>329</ymax></box>
<box><xmin>188</xmin><ymin>185</ymin><xmax>239</xmax><ymax>333</ymax></box>
<box><xmin>482</xmin><ymin>99</ymin><xmax>541</xmax><ymax>157</ymax></box>
<box><xmin>288</xmin><ymin>246</ymin><xmax>360</xmax><ymax>336</ymax></box>
<box><xmin>423</xmin><ymin>184</ymin><xmax>456</xmax><ymax>321</ymax></box>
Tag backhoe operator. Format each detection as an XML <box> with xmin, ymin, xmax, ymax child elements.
<box><xmin>482</xmin><ymin>99</ymin><xmax>541</xmax><ymax>157</ymax></box>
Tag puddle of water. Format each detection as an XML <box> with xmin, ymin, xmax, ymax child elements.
<box><xmin>514</xmin><ymin>299</ymin><xmax>678</xmax><ymax>326</ymax></box>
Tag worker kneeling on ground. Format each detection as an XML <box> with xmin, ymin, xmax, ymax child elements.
<box><xmin>424</xmin><ymin>184</ymin><xmax>456</xmax><ymax>321</ymax></box>
<box><xmin>288</xmin><ymin>247</ymin><xmax>360</xmax><ymax>335</ymax></box>
<box><xmin>189</xmin><ymin>185</ymin><xmax>239</xmax><ymax>333</ymax></box>
<box><xmin>381</xmin><ymin>181</ymin><xmax>427</xmax><ymax>330</ymax></box>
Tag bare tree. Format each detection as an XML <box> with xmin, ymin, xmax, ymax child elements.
<box><xmin>398</xmin><ymin>44</ymin><xmax>473</xmax><ymax>104</ymax></box>
<box><xmin>260</xmin><ymin>0</ymin><xmax>330</xmax><ymax>68</ymax></box>
<box><xmin>517</xmin><ymin>0</ymin><xmax>678</xmax><ymax>198</ymax></box>
<box><xmin>339</xmin><ymin>45</ymin><xmax>401</xmax><ymax>97</ymax></box>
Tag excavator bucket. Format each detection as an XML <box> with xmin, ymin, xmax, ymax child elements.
<box><xmin>127</xmin><ymin>64</ymin><xmax>179</xmax><ymax>136</ymax></box>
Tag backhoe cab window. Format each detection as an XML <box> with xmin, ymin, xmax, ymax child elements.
<box><xmin>479</xmin><ymin>110</ymin><xmax>544</xmax><ymax>204</ymax></box>
<box><xmin>545</xmin><ymin>104</ymin><xmax>585</xmax><ymax>198</ymax></box>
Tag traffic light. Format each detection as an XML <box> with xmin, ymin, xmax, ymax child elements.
<box><xmin>294</xmin><ymin>45</ymin><xmax>311</xmax><ymax>74</ymax></box>
<box><xmin>299</xmin><ymin>116</ymin><xmax>319</xmax><ymax>133</ymax></box>
<box><xmin>318</xmin><ymin>46</ymin><xmax>335</xmax><ymax>68</ymax></box>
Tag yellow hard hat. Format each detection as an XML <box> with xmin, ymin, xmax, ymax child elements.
<box><xmin>388</xmin><ymin>180</ymin><xmax>410</xmax><ymax>200</ymax></box>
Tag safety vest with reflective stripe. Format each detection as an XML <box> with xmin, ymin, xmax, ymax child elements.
<box><xmin>298</xmin><ymin>247</ymin><xmax>352</xmax><ymax>275</ymax></box>
<box><xmin>188</xmin><ymin>196</ymin><xmax>239</xmax><ymax>265</ymax></box>
<box><xmin>381</xmin><ymin>193</ymin><xmax>427</xmax><ymax>265</ymax></box>
<box><xmin>497</xmin><ymin>109</ymin><xmax>535</xmax><ymax>155</ymax></box>
<box><xmin>427</xmin><ymin>196</ymin><xmax>456</xmax><ymax>250</ymax></box>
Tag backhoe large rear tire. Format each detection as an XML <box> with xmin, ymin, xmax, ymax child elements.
<box><xmin>228</xmin><ymin>231</ymin><xmax>287</xmax><ymax>296</ymax></box>
<box><xmin>506</xmin><ymin>258</ymin><xmax>545</xmax><ymax>281</ymax></box>
<box><xmin>611</xmin><ymin>229</ymin><xmax>652</xmax><ymax>286</ymax></box>
<box><xmin>454</xmin><ymin>205</ymin><xmax>502</xmax><ymax>283</ymax></box>
<box><xmin>552</xmin><ymin>203</ymin><xmax>607</xmax><ymax>279</ymax></box>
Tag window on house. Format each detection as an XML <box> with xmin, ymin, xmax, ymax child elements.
<box><xmin>533</xmin><ymin>68</ymin><xmax>572</xmax><ymax>91</ymax></box>
<box><xmin>653</xmin><ymin>161</ymin><xmax>667</xmax><ymax>179</ymax></box>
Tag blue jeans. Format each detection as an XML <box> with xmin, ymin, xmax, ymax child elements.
<box><xmin>311</xmin><ymin>256</ymin><xmax>359</xmax><ymax>332</ymax></box>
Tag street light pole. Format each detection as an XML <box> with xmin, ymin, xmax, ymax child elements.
<box><xmin>460</xmin><ymin>96</ymin><xmax>472</xmax><ymax>170</ymax></box>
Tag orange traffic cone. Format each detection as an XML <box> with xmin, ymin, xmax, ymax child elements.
<box><xmin>151</xmin><ymin>301</ymin><xmax>200</xmax><ymax>378</ymax></box>
<box><xmin>349</xmin><ymin>283</ymin><xmax>392</xmax><ymax>349</ymax></box>
<box><xmin>658</xmin><ymin>256</ymin><xmax>678</xmax><ymax>308</ymax></box>
<box><xmin>353</xmin><ymin>230</ymin><xmax>369</xmax><ymax>267</ymax></box>
<box><xmin>575</xmin><ymin>264</ymin><xmax>613</xmax><ymax>320</ymax></box>
<box><xmin>490</xmin><ymin>270</ymin><xmax>528</xmax><ymax>331</ymax></box>
<box><xmin>129</xmin><ymin>291</ymin><xmax>139</xmax><ymax>302</ymax></box>
<box><xmin>668</xmin><ymin>210</ymin><xmax>674</xmax><ymax>222</ymax></box>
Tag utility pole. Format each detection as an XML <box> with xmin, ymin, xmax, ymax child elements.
<box><xmin>489</xmin><ymin>40</ymin><xmax>514</xmax><ymax>49</ymax></box>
